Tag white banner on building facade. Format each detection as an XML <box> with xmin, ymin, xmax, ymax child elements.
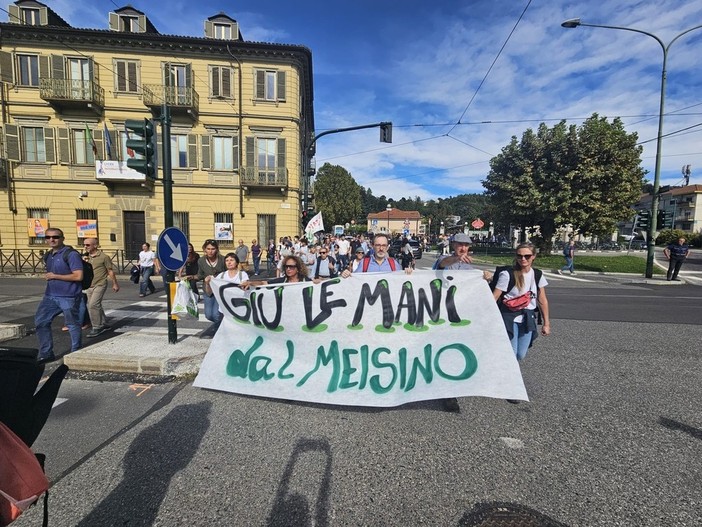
<box><xmin>193</xmin><ymin>270</ymin><xmax>528</xmax><ymax>406</ymax></box>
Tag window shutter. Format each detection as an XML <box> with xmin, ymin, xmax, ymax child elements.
<box><xmin>222</xmin><ymin>68</ymin><xmax>231</xmax><ymax>98</ymax></box>
<box><xmin>44</xmin><ymin>127</ymin><xmax>55</xmax><ymax>164</ymax></box>
<box><xmin>51</xmin><ymin>55</ymin><xmax>64</xmax><ymax>79</ymax></box>
<box><xmin>163</xmin><ymin>62</ymin><xmax>171</xmax><ymax>87</ymax></box>
<box><xmin>277</xmin><ymin>138</ymin><xmax>286</xmax><ymax>169</ymax></box>
<box><xmin>201</xmin><ymin>135</ymin><xmax>210</xmax><ymax>169</ymax></box>
<box><xmin>127</xmin><ymin>61</ymin><xmax>138</xmax><ymax>92</ymax></box>
<box><xmin>204</xmin><ymin>20</ymin><xmax>213</xmax><ymax>38</ymax></box>
<box><xmin>89</xmin><ymin>58</ymin><xmax>97</xmax><ymax>83</ymax></box>
<box><xmin>4</xmin><ymin>124</ymin><xmax>20</xmax><ymax>162</ymax></box>
<box><xmin>185</xmin><ymin>64</ymin><xmax>192</xmax><ymax>88</ymax></box>
<box><xmin>108</xmin><ymin>130</ymin><xmax>118</xmax><ymax>159</ymax></box>
<box><xmin>0</xmin><ymin>52</ymin><xmax>12</xmax><ymax>84</ymax></box>
<box><xmin>109</xmin><ymin>12</ymin><xmax>119</xmax><ymax>31</ymax></box>
<box><xmin>138</xmin><ymin>14</ymin><xmax>146</xmax><ymax>33</ymax></box>
<box><xmin>8</xmin><ymin>5</ymin><xmax>19</xmax><ymax>24</ymax></box>
<box><xmin>39</xmin><ymin>56</ymin><xmax>50</xmax><ymax>81</ymax></box>
<box><xmin>246</xmin><ymin>136</ymin><xmax>255</xmax><ymax>168</ymax></box>
<box><xmin>57</xmin><ymin>127</ymin><xmax>70</xmax><ymax>164</ymax></box>
<box><xmin>39</xmin><ymin>7</ymin><xmax>48</xmax><ymax>26</ymax></box>
<box><xmin>277</xmin><ymin>71</ymin><xmax>286</xmax><ymax>102</ymax></box>
<box><xmin>187</xmin><ymin>134</ymin><xmax>198</xmax><ymax>168</ymax></box>
<box><xmin>211</xmin><ymin>66</ymin><xmax>220</xmax><ymax>97</ymax></box>
<box><xmin>93</xmin><ymin>128</ymin><xmax>103</xmax><ymax>160</ymax></box>
<box><xmin>255</xmin><ymin>71</ymin><xmax>265</xmax><ymax>99</ymax></box>
<box><xmin>115</xmin><ymin>60</ymin><xmax>126</xmax><ymax>92</ymax></box>
<box><xmin>233</xmin><ymin>135</ymin><xmax>239</xmax><ymax>170</ymax></box>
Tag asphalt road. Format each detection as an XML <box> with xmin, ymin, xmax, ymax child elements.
<box><xmin>4</xmin><ymin>262</ymin><xmax>702</xmax><ymax>526</ymax></box>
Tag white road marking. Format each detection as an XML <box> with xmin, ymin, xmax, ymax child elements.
<box><xmin>52</xmin><ymin>397</ymin><xmax>68</xmax><ymax>408</ymax></box>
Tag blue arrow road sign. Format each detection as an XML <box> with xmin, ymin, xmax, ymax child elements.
<box><xmin>157</xmin><ymin>227</ymin><xmax>189</xmax><ymax>271</ymax></box>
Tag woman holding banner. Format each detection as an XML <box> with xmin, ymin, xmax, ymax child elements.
<box><xmin>245</xmin><ymin>255</ymin><xmax>311</xmax><ymax>287</ymax></box>
<box><xmin>492</xmin><ymin>243</ymin><xmax>551</xmax><ymax>373</ymax></box>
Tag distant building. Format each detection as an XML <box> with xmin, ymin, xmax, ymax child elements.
<box><xmin>366</xmin><ymin>208</ymin><xmax>422</xmax><ymax>236</ymax></box>
<box><xmin>632</xmin><ymin>184</ymin><xmax>701</xmax><ymax>233</ymax></box>
<box><xmin>0</xmin><ymin>1</ymin><xmax>314</xmax><ymax>258</ymax></box>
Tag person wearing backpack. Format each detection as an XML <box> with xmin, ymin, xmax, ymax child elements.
<box><xmin>492</xmin><ymin>243</ymin><xmax>551</xmax><ymax>383</ymax></box>
<box><xmin>558</xmin><ymin>240</ymin><xmax>576</xmax><ymax>275</ymax></box>
<box><xmin>341</xmin><ymin>234</ymin><xmax>409</xmax><ymax>277</ymax></box>
<box><xmin>34</xmin><ymin>228</ymin><xmax>84</xmax><ymax>362</ymax></box>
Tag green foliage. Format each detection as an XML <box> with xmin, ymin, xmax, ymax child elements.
<box><xmin>314</xmin><ymin>163</ymin><xmax>362</xmax><ymax>226</ymax></box>
<box><xmin>655</xmin><ymin>229</ymin><xmax>701</xmax><ymax>247</ymax></box>
<box><xmin>483</xmin><ymin>113</ymin><xmax>645</xmax><ymax>253</ymax></box>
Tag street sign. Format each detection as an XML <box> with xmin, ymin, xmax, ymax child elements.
<box><xmin>372</xmin><ymin>219</ymin><xmax>378</xmax><ymax>226</ymax></box>
<box><xmin>471</xmin><ymin>218</ymin><xmax>485</xmax><ymax>229</ymax></box>
<box><xmin>403</xmin><ymin>228</ymin><xmax>410</xmax><ymax>236</ymax></box>
<box><xmin>157</xmin><ymin>227</ymin><xmax>189</xmax><ymax>271</ymax></box>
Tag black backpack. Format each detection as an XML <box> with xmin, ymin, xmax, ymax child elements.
<box><xmin>43</xmin><ymin>246</ymin><xmax>94</xmax><ymax>290</ymax></box>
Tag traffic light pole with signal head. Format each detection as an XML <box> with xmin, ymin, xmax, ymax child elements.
<box><xmin>303</xmin><ymin>121</ymin><xmax>392</xmax><ymax>212</ymax></box>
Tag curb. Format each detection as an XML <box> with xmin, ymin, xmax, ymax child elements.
<box><xmin>0</xmin><ymin>323</ymin><xmax>26</xmax><ymax>342</ymax></box>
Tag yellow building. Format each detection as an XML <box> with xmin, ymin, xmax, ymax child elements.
<box><xmin>366</xmin><ymin>208</ymin><xmax>422</xmax><ymax>237</ymax></box>
<box><xmin>0</xmin><ymin>0</ymin><xmax>314</xmax><ymax>261</ymax></box>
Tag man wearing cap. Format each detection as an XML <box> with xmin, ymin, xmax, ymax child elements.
<box><xmin>435</xmin><ymin>232</ymin><xmax>475</xmax><ymax>270</ymax></box>
<box><xmin>433</xmin><ymin>232</ymin><xmax>476</xmax><ymax>413</ymax></box>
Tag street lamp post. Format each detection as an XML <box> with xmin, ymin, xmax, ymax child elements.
<box><xmin>386</xmin><ymin>204</ymin><xmax>392</xmax><ymax>234</ymax></box>
<box><xmin>561</xmin><ymin>18</ymin><xmax>702</xmax><ymax>278</ymax></box>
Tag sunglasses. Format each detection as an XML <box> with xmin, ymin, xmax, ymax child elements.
<box><xmin>284</xmin><ymin>264</ymin><xmax>297</xmax><ymax>269</ymax></box>
<box><xmin>45</xmin><ymin>235</ymin><xmax>62</xmax><ymax>240</ymax></box>
<box><xmin>319</xmin><ymin>251</ymin><xmax>327</xmax><ymax>254</ymax></box>
<box><xmin>516</xmin><ymin>254</ymin><xmax>533</xmax><ymax>260</ymax></box>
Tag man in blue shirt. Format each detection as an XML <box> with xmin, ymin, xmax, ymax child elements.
<box><xmin>664</xmin><ymin>237</ymin><xmax>690</xmax><ymax>281</ymax></box>
<box><xmin>342</xmin><ymin>233</ymin><xmax>404</xmax><ymax>276</ymax></box>
<box><xmin>35</xmin><ymin>228</ymin><xmax>84</xmax><ymax>362</ymax></box>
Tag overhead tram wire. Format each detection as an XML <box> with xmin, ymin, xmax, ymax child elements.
<box><xmin>446</xmin><ymin>0</ymin><xmax>533</xmax><ymax>137</ymax></box>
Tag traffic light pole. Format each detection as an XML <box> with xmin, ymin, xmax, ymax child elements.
<box><xmin>303</xmin><ymin>122</ymin><xmax>392</xmax><ymax>212</ymax></box>
<box><xmin>160</xmin><ymin>104</ymin><xmax>177</xmax><ymax>344</ymax></box>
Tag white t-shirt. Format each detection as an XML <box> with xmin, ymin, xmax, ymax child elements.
<box><xmin>496</xmin><ymin>268</ymin><xmax>548</xmax><ymax>322</ymax></box>
<box><xmin>337</xmin><ymin>239</ymin><xmax>350</xmax><ymax>256</ymax></box>
<box><xmin>217</xmin><ymin>269</ymin><xmax>249</xmax><ymax>284</ymax></box>
<box><xmin>139</xmin><ymin>250</ymin><xmax>156</xmax><ymax>268</ymax></box>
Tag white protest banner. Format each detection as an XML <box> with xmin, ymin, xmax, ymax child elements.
<box><xmin>193</xmin><ymin>270</ymin><xmax>528</xmax><ymax>406</ymax></box>
<box><xmin>305</xmin><ymin>212</ymin><xmax>324</xmax><ymax>235</ymax></box>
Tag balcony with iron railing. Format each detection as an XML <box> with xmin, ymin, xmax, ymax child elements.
<box><xmin>142</xmin><ymin>85</ymin><xmax>199</xmax><ymax>118</ymax></box>
<box><xmin>39</xmin><ymin>78</ymin><xmax>104</xmax><ymax>112</ymax></box>
<box><xmin>241</xmin><ymin>166</ymin><xmax>288</xmax><ymax>189</ymax></box>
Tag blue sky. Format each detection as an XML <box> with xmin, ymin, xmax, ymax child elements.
<box><xmin>48</xmin><ymin>0</ymin><xmax>702</xmax><ymax>200</ymax></box>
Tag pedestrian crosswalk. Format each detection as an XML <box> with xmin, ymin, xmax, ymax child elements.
<box><xmin>103</xmin><ymin>294</ymin><xmax>209</xmax><ymax>335</ymax></box>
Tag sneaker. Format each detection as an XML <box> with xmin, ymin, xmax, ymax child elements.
<box><xmin>442</xmin><ymin>397</ymin><xmax>460</xmax><ymax>413</ymax></box>
<box><xmin>139</xmin><ymin>294</ymin><xmax>145</xmax><ymax>297</ymax></box>
<box><xmin>61</xmin><ymin>326</ymin><xmax>69</xmax><ymax>331</ymax></box>
<box><xmin>37</xmin><ymin>353</ymin><xmax>56</xmax><ymax>364</ymax></box>
<box><xmin>556</xmin><ymin>269</ymin><xmax>563</xmax><ymax>275</ymax></box>
<box><xmin>87</xmin><ymin>327</ymin><xmax>106</xmax><ymax>338</ymax></box>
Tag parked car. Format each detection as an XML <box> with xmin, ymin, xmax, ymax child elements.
<box><xmin>389</xmin><ymin>239</ymin><xmax>423</xmax><ymax>260</ymax></box>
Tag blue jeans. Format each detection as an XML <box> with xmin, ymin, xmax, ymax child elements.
<box><xmin>511</xmin><ymin>321</ymin><xmax>533</xmax><ymax>361</ymax></box>
<box><xmin>253</xmin><ymin>256</ymin><xmax>261</xmax><ymax>275</ymax></box>
<box><xmin>35</xmin><ymin>295</ymin><xmax>82</xmax><ymax>359</ymax></box>
<box><xmin>140</xmin><ymin>266</ymin><xmax>156</xmax><ymax>295</ymax></box>
<box><xmin>561</xmin><ymin>256</ymin><xmax>574</xmax><ymax>273</ymax></box>
<box><xmin>203</xmin><ymin>294</ymin><xmax>223</xmax><ymax>325</ymax></box>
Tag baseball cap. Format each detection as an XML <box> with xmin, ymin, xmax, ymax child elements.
<box><xmin>355</xmin><ymin>247</ymin><xmax>365</xmax><ymax>253</ymax></box>
<box><xmin>453</xmin><ymin>233</ymin><xmax>472</xmax><ymax>244</ymax></box>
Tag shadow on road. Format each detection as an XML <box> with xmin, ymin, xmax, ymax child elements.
<box><xmin>659</xmin><ymin>416</ymin><xmax>702</xmax><ymax>440</ymax></box>
<box><xmin>77</xmin><ymin>401</ymin><xmax>212</xmax><ymax>526</ymax></box>
<box><xmin>267</xmin><ymin>437</ymin><xmax>332</xmax><ymax>527</ymax></box>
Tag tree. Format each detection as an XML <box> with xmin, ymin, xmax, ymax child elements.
<box><xmin>313</xmin><ymin>163</ymin><xmax>362</xmax><ymax>227</ymax></box>
<box><xmin>482</xmin><ymin>114</ymin><xmax>645</xmax><ymax>252</ymax></box>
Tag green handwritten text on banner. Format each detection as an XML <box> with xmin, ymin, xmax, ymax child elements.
<box><xmin>193</xmin><ymin>270</ymin><xmax>528</xmax><ymax>407</ymax></box>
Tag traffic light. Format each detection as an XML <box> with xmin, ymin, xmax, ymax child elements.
<box><xmin>380</xmin><ymin>122</ymin><xmax>392</xmax><ymax>143</ymax></box>
<box><xmin>657</xmin><ymin>209</ymin><xmax>672</xmax><ymax>229</ymax></box>
<box><xmin>636</xmin><ymin>210</ymin><xmax>650</xmax><ymax>230</ymax></box>
<box><xmin>125</xmin><ymin>118</ymin><xmax>156</xmax><ymax>178</ymax></box>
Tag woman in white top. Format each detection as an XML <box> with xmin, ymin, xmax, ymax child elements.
<box><xmin>492</xmin><ymin>243</ymin><xmax>550</xmax><ymax>362</ymax></box>
<box><xmin>216</xmin><ymin>253</ymin><xmax>249</xmax><ymax>315</ymax></box>
<box><xmin>138</xmin><ymin>242</ymin><xmax>160</xmax><ymax>297</ymax></box>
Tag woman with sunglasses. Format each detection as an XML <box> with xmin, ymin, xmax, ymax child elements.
<box><xmin>492</xmin><ymin>243</ymin><xmax>550</xmax><ymax>365</ymax></box>
<box><xmin>246</xmin><ymin>255</ymin><xmax>311</xmax><ymax>288</ymax></box>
